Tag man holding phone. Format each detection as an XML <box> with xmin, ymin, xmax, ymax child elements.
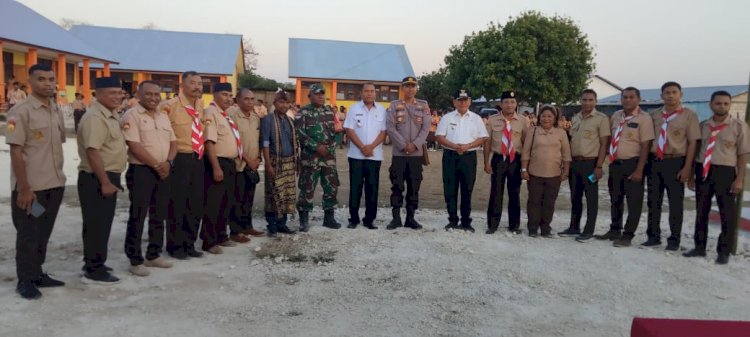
<box><xmin>560</xmin><ymin>89</ymin><xmax>610</xmax><ymax>242</ymax></box>
<box><xmin>7</xmin><ymin>64</ymin><xmax>66</xmax><ymax>300</ymax></box>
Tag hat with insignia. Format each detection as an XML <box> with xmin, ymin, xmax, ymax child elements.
<box><xmin>309</xmin><ymin>83</ymin><xmax>325</xmax><ymax>94</ymax></box>
<box><xmin>95</xmin><ymin>76</ymin><xmax>122</xmax><ymax>89</ymax></box>
<box><xmin>500</xmin><ymin>90</ymin><xmax>516</xmax><ymax>101</ymax></box>
<box><xmin>454</xmin><ymin>89</ymin><xmax>471</xmax><ymax>100</ymax></box>
<box><xmin>401</xmin><ymin>76</ymin><xmax>417</xmax><ymax>85</ymax></box>
<box><xmin>213</xmin><ymin>82</ymin><xmax>232</xmax><ymax>93</ymax></box>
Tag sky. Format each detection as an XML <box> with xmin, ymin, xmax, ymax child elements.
<box><xmin>15</xmin><ymin>0</ymin><xmax>750</xmax><ymax>89</ymax></box>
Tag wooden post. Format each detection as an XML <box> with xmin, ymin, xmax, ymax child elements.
<box><xmin>296</xmin><ymin>78</ymin><xmax>302</xmax><ymax>105</ymax></box>
<box><xmin>733</xmin><ymin>73</ymin><xmax>750</xmax><ymax>254</ymax></box>
<box><xmin>103</xmin><ymin>63</ymin><xmax>111</xmax><ymax>77</ymax></box>
<box><xmin>57</xmin><ymin>54</ymin><xmax>66</xmax><ymax>103</ymax></box>
<box><xmin>82</xmin><ymin>59</ymin><xmax>91</xmax><ymax>104</ymax></box>
<box><xmin>26</xmin><ymin>48</ymin><xmax>37</xmax><ymax>72</ymax></box>
<box><xmin>331</xmin><ymin>80</ymin><xmax>337</xmax><ymax>107</ymax></box>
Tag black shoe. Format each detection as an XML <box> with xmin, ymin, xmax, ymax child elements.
<box><xmin>16</xmin><ymin>281</ymin><xmax>42</xmax><ymax>300</ymax></box>
<box><xmin>595</xmin><ymin>230</ymin><xmax>622</xmax><ymax>241</ymax></box>
<box><xmin>299</xmin><ymin>211</ymin><xmax>310</xmax><ymax>232</ymax></box>
<box><xmin>363</xmin><ymin>223</ymin><xmax>378</xmax><ymax>230</ymax></box>
<box><xmin>169</xmin><ymin>251</ymin><xmax>189</xmax><ymax>260</ymax></box>
<box><xmin>613</xmin><ymin>237</ymin><xmax>632</xmax><ymax>247</ymax></box>
<box><xmin>528</xmin><ymin>232</ymin><xmax>539</xmax><ymax>237</ymax></box>
<box><xmin>347</xmin><ymin>223</ymin><xmax>358</xmax><ymax>229</ymax></box>
<box><xmin>716</xmin><ymin>255</ymin><xmax>729</xmax><ymax>265</ymax></box>
<box><xmin>387</xmin><ymin>209</ymin><xmax>403</xmax><ymax>230</ymax></box>
<box><xmin>34</xmin><ymin>273</ymin><xmax>65</xmax><ymax>288</ymax></box>
<box><xmin>486</xmin><ymin>227</ymin><xmax>497</xmax><ymax>235</ymax></box>
<box><xmin>665</xmin><ymin>242</ymin><xmax>680</xmax><ymax>251</ymax></box>
<box><xmin>186</xmin><ymin>248</ymin><xmax>204</xmax><ymax>258</ymax></box>
<box><xmin>575</xmin><ymin>233</ymin><xmax>594</xmax><ymax>242</ymax></box>
<box><xmin>322</xmin><ymin>210</ymin><xmax>342</xmax><ymax>229</ymax></box>
<box><xmin>557</xmin><ymin>228</ymin><xmax>580</xmax><ymax>237</ymax></box>
<box><xmin>277</xmin><ymin>226</ymin><xmax>297</xmax><ymax>234</ymax></box>
<box><xmin>509</xmin><ymin>228</ymin><xmax>523</xmax><ymax>235</ymax></box>
<box><xmin>541</xmin><ymin>232</ymin><xmax>554</xmax><ymax>238</ymax></box>
<box><xmin>82</xmin><ymin>271</ymin><xmax>120</xmax><ymax>285</ymax></box>
<box><xmin>641</xmin><ymin>237</ymin><xmax>662</xmax><ymax>247</ymax></box>
<box><xmin>80</xmin><ymin>265</ymin><xmax>114</xmax><ymax>272</ymax></box>
<box><xmin>462</xmin><ymin>224</ymin><xmax>476</xmax><ymax>233</ymax></box>
<box><xmin>682</xmin><ymin>248</ymin><xmax>707</xmax><ymax>258</ymax></box>
<box><xmin>444</xmin><ymin>222</ymin><xmax>459</xmax><ymax>231</ymax></box>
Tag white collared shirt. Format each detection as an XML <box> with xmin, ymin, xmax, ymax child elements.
<box><xmin>344</xmin><ymin>101</ymin><xmax>387</xmax><ymax>160</ymax></box>
<box><xmin>435</xmin><ymin>109</ymin><xmax>488</xmax><ymax>150</ymax></box>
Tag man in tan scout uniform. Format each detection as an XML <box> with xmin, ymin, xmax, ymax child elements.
<box><xmin>121</xmin><ymin>80</ymin><xmax>176</xmax><ymax>277</ymax></box>
<box><xmin>158</xmin><ymin>71</ymin><xmax>206</xmax><ymax>260</ymax></box>
<box><xmin>77</xmin><ymin>76</ymin><xmax>128</xmax><ymax>284</ymax></box>
<box><xmin>558</xmin><ymin>89</ymin><xmax>610</xmax><ymax>242</ymax></box>
<box><xmin>228</xmin><ymin>88</ymin><xmax>265</xmax><ymax>240</ymax></box>
<box><xmin>484</xmin><ymin>90</ymin><xmax>529</xmax><ymax>234</ymax></box>
<box><xmin>7</xmin><ymin>64</ymin><xmax>66</xmax><ymax>299</ymax></box>
<box><xmin>643</xmin><ymin>81</ymin><xmax>700</xmax><ymax>251</ymax></box>
<box><xmin>597</xmin><ymin>87</ymin><xmax>655</xmax><ymax>247</ymax></box>
<box><xmin>201</xmin><ymin>83</ymin><xmax>242</xmax><ymax>254</ymax></box>
<box><xmin>684</xmin><ymin>90</ymin><xmax>750</xmax><ymax>265</ymax></box>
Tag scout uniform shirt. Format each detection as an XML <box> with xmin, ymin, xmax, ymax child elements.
<box><xmin>648</xmin><ymin>107</ymin><xmax>701</xmax><ymax>156</ymax></box>
<box><xmin>158</xmin><ymin>93</ymin><xmax>205</xmax><ymax>154</ymax></box>
<box><xmin>522</xmin><ymin>127</ymin><xmax>572</xmax><ymax>178</ymax></box>
<box><xmin>569</xmin><ymin>110</ymin><xmax>610</xmax><ymax>158</ymax></box>
<box><xmin>695</xmin><ymin>117</ymin><xmax>750</xmax><ymax>167</ymax></box>
<box><xmin>204</xmin><ymin>103</ymin><xmax>239</xmax><ymax>159</ymax></box>
<box><xmin>435</xmin><ymin>110</ymin><xmax>488</xmax><ymax>150</ymax></box>
<box><xmin>77</xmin><ymin>101</ymin><xmax>127</xmax><ymax>173</ymax></box>
<box><xmin>344</xmin><ymin>100</ymin><xmax>387</xmax><ymax>161</ymax></box>
<box><xmin>120</xmin><ymin>103</ymin><xmax>176</xmax><ymax>165</ymax></box>
<box><xmin>5</xmin><ymin>94</ymin><xmax>66</xmax><ymax>191</ymax></box>
<box><xmin>385</xmin><ymin>99</ymin><xmax>431</xmax><ymax>157</ymax></box>
<box><xmin>229</xmin><ymin>106</ymin><xmax>261</xmax><ymax>171</ymax></box>
<box><xmin>486</xmin><ymin>112</ymin><xmax>529</xmax><ymax>156</ymax></box>
<box><xmin>295</xmin><ymin>104</ymin><xmax>337</xmax><ymax>166</ymax></box>
<box><xmin>610</xmin><ymin>109</ymin><xmax>655</xmax><ymax>160</ymax></box>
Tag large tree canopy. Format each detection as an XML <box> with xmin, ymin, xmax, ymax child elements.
<box><xmin>443</xmin><ymin>11</ymin><xmax>595</xmax><ymax>105</ymax></box>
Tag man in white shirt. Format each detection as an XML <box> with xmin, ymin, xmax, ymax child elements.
<box><xmin>344</xmin><ymin>83</ymin><xmax>387</xmax><ymax>229</ymax></box>
<box><xmin>436</xmin><ymin>89</ymin><xmax>489</xmax><ymax>232</ymax></box>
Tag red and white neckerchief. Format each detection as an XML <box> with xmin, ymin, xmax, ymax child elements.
<box><xmin>702</xmin><ymin>123</ymin><xmax>728</xmax><ymax>180</ymax></box>
<box><xmin>656</xmin><ymin>107</ymin><xmax>684</xmax><ymax>159</ymax></box>
<box><xmin>184</xmin><ymin>105</ymin><xmax>204</xmax><ymax>159</ymax></box>
<box><xmin>213</xmin><ymin>103</ymin><xmax>243</xmax><ymax>158</ymax></box>
<box><xmin>501</xmin><ymin>114</ymin><xmax>516</xmax><ymax>162</ymax></box>
<box><xmin>609</xmin><ymin>108</ymin><xmax>639</xmax><ymax>163</ymax></box>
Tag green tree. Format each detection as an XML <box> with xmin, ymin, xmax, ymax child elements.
<box><xmin>417</xmin><ymin>68</ymin><xmax>453</xmax><ymax>110</ymax></box>
<box><xmin>238</xmin><ymin>71</ymin><xmax>294</xmax><ymax>91</ymax></box>
<box><xmin>444</xmin><ymin>11</ymin><xmax>595</xmax><ymax>105</ymax></box>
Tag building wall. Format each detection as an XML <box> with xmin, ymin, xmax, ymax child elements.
<box><xmin>731</xmin><ymin>92</ymin><xmax>748</xmax><ymax>120</ymax></box>
<box><xmin>587</xmin><ymin>77</ymin><xmax>621</xmax><ymax>101</ymax></box>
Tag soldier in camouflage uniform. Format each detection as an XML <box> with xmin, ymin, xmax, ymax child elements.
<box><xmin>295</xmin><ymin>84</ymin><xmax>342</xmax><ymax>231</ymax></box>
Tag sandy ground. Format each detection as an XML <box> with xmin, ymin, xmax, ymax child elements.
<box><xmin>1</xmin><ymin>131</ymin><xmax>749</xmax><ymax>337</ymax></box>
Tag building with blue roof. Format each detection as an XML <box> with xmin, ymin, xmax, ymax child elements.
<box><xmin>0</xmin><ymin>0</ymin><xmax>117</xmax><ymax>107</ymax></box>
<box><xmin>70</xmin><ymin>25</ymin><xmax>244</xmax><ymax>104</ymax></box>
<box><xmin>288</xmin><ymin>38</ymin><xmax>415</xmax><ymax>108</ymax></box>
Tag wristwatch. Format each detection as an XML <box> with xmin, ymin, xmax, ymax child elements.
<box><xmin>521</xmin><ymin>168</ymin><xmax>528</xmax><ymax>173</ymax></box>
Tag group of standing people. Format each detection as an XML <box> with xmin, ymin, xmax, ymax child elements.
<box><xmin>6</xmin><ymin>64</ymin><xmax>748</xmax><ymax>301</ymax></box>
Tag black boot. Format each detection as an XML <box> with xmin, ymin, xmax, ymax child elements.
<box><xmin>461</xmin><ymin>218</ymin><xmax>475</xmax><ymax>233</ymax></box>
<box><xmin>404</xmin><ymin>208</ymin><xmax>422</xmax><ymax>230</ymax></box>
<box><xmin>386</xmin><ymin>208</ymin><xmax>403</xmax><ymax>230</ymax></box>
<box><xmin>322</xmin><ymin>209</ymin><xmax>341</xmax><ymax>229</ymax></box>
<box><xmin>299</xmin><ymin>211</ymin><xmax>310</xmax><ymax>232</ymax></box>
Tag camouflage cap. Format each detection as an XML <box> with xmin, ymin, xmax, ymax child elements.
<box><xmin>309</xmin><ymin>83</ymin><xmax>325</xmax><ymax>94</ymax></box>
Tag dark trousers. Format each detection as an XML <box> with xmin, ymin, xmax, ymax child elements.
<box><xmin>229</xmin><ymin>168</ymin><xmax>258</xmax><ymax>235</ymax></box>
<box><xmin>694</xmin><ymin>164</ymin><xmax>737</xmax><ymax>256</ymax></box>
<box><xmin>73</xmin><ymin>109</ymin><xmax>85</xmax><ymax>132</ymax></box>
<box><xmin>608</xmin><ymin>158</ymin><xmax>645</xmax><ymax>236</ymax></box>
<box><xmin>487</xmin><ymin>153</ymin><xmax>522</xmax><ymax>230</ymax></box>
<box><xmin>167</xmin><ymin>153</ymin><xmax>205</xmax><ymax>254</ymax></box>
<box><xmin>389</xmin><ymin>156</ymin><xmax>423</xmax><ymax>211</ymax></box>
<box><xmin>569</xmin><ymin>159</ymin><xmax>599</xmax><ymax>234</ymax></box>
<box><xmin>12</xmin><ymin>187</ymin><xmax>64</xmax><ymax>282</ymax></box>
<box><xmin>78</xmin><ymin>171</ymin><xmax>121</xmax><ymax>273</ymax></box>
<box><xmin>201</xmin><ymin>157</ymin><xmax>236</xmax><ymax>250</ymax></box>
<box><xmin>442</xmin><ymin>150</ymin><xmax>477</xmax><ymax>224</ymax></box>
<box><xmin>646</xmin><ymin>156</ymin><xmax>686</xmax><ymax>244</ymax></box>
<box><xmin>527</xmin><ymin>176</ymin><xmax>562</xmax><ymax>234</ymax></box>
<box><xmin>124</xmin><ymin>164</ymin><xmax>169</xmax><ymax>266</ymax></box>
<box><xmin>348</xmin><ymin>158</ymin><xmax>382</xmax><ymax>224</ymax></box>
